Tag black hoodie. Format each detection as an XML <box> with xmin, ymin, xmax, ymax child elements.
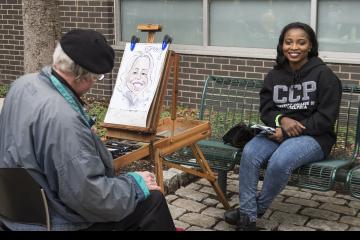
<box><xmin>260</xmin><ymin>57</ymin><xmax>342</xmax><ymax>157</ymax></box>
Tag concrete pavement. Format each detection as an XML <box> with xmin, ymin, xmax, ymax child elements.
<box><xmin>165</xmin><ymin>170</ymin><xmax>360</xmax><ymax>231</ymax></box>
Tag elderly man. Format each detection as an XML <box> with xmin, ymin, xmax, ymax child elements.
<box><xmin>0</xmin><ymin>29</ymin><xmax>175</xmax><ymax>231</ymax></box>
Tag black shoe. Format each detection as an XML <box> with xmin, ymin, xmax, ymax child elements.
<box><xmin>236</xmin><ymin>213</ymin><xmax>257</xmax><ymax>231</ymax></box>
<box><xmin>224</xmin><ymin>208</ymin><xmax>239</xmax><ymax>225</ymax></box>
<box><xmin>224</xmin><ymin>207</ymin><xmax>265</xmax><ymax>225</ymax></box>
<box><xmin>257</xmin><ymin>210</ymin><xmax>266</xmax><ymax>218</ymax></box>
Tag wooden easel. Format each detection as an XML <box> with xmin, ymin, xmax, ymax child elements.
<box><xmin>102</xmin><ymin>24</ymin><xmax>230</xmax><ymax>209</ymax></box>
<box><xmin>137</xmin><ymin>24</ymin><xmax>162</xmax><ymax>45</ymax></box>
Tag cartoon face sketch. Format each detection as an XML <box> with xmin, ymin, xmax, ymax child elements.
<box><xmin>126</xmin><ymin>55</ymin><xmax>151</xmax><ymax>95</ymax></box>
<box><xmin>115</xmin><ymin>53</ymin><xmax>154</xmax><ymax>111</ymax></box>
<box><xmin>104</xmin><ymin>43</ymin><xmax>169</xmax><ymax>127</ymax></box>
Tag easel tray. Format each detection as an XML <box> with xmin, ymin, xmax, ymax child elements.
<box><xmin>110</xmin><ymin>117</ymin><xmax>211</xmax><ymax>171</ymax></box>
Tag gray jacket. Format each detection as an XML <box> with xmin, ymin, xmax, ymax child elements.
<box><xmin>0</xmin><ymin>66</ymin><xmax>145</xmax><ymax>230</ymax></box>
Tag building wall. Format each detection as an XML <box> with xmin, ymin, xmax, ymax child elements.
<box><xmin>1</xmin><ymin>0</ymin><xmax>360</xmax><ymax>109</ymax></box>
<box><xmin>163</xmin><ymin>55</ymin><xmax>360</xmax><ymax>109</ymax></box>
<box><xmin>0</xmin><ymin>0</ymin><xmax>23</xmax><ymax>85</ymax></box>
<box><xmin>59</xmin><ymin>0</ymin><xmax>115</xmax><ymax>99</ymax></box>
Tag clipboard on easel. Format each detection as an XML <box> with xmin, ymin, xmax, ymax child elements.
<box><xmin>101</xmin><ymin>24</ymin><xmax>179</xmax><ymax>143</ymax></box>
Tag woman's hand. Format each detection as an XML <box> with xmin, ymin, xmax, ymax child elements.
<box><xmin>268</xmin><ymin>127</ymin><xmax>284</xmax><ymax>142</ymax></box>
<box><xmin>136</xmin><ymin>171</ymin><xmax>161</xmax><ymax>191</ymax></box>
<box><xmin>280</xmin><ymin>117</ymin><xmax>306</xmax><ymax>137</ymax></box>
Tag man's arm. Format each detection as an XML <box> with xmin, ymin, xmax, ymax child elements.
<box><xmin>44</xmin><ymin>112</ymin><xmax>148</xmax><ymax>222</ymax></box>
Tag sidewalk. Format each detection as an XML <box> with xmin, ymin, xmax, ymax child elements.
<box><xmin>165</xmin><ymin>170</ymin><xmax>360</xmax><ymax>231</ymax></box>
<box><xmin>0</xmin><ymin>98</ymin><xmax>3</xmax><ymax>111</ymax></box>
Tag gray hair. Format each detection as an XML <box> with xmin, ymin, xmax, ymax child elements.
<box><xmin>52</xmin><ymin>43</ymin><xmax>93</xmax><ymax>81</ymax></box>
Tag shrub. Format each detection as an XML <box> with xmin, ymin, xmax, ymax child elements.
<box><xmin>0</xmin><ymin>84</ymin><xmax>10</xmax><ymax>98</ymax></box>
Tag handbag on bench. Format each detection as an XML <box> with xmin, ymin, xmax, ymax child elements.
<box><xmin>222</xmin><ymin>123</ymin><xmax>259</xmax><ymax>149</ymax></box>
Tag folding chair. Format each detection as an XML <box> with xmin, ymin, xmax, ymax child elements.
<box><xmin>0</xmin><ymin>168</ymin><xmax>51</xmax><ymax>231</ymax></box>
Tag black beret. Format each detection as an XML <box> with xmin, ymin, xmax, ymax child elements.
<box><xmin>60</xmin><ymin>29</ymin><xmax>115</xmax><ymax>74</ymax></box>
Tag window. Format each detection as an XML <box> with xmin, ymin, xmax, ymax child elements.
<box><xmin>119</xmin><ymin>0</ymin><xmax>202</xmax><ymax>45</ymax></box>
<box><xmin>115</xmin><ymin>0</ymin><xmax>360</xmax><ymax>64</ymax></box>
<box><xmin>210</xmin><ymin>0</ymin><xmax>310</xmax><ymax>48</ymax></box>
<box><xmin>318</xmin><ymin>0</ymin><xmax>360</xmax><ymax>53</ymax></box>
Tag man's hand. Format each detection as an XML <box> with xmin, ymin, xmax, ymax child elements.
<box><xmin>280</xmin><ymin>117</ymin><xmax>306</xmax><ymax>137</ymax></box>
<box><xmin>136</xmin><ymin>171</ymin><xmax>161</xmax><ymax>191</ymax></box>
<box><xmin>268</xmin><ymin>127</ymin><xmax>284</xmax><ymax>143</ymax></box>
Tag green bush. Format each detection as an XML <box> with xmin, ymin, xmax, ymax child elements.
<box><xmin>86</xmin><ymin>100</ymin><xmax>201</xmax><ymax>138</ymax></box>
<box><xmin>0</xmin><ymin>84</ymin><xmax>10</xmax><ymax>98</ymax></box>
<box><xmin>87</xmin><ymin>101</ymin><xmax>108</xmax><ymax>138</ymax></box>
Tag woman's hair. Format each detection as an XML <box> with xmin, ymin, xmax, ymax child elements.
<box><xmin>52</xmin><ymin>43</ymin><xmax>93</xmax><ymax>82</ymax></box>
<box><xmin>274</xmin><ymin>22</ymin><xmax>319</xmax><ymax>69</ymax></box>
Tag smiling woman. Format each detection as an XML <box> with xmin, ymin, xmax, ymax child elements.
<box><xmin>282</xmin><ymin>28</ymin><xmax>312</xmax><ymax>71</ymax></box>
<box><xmin>225</xmin><ymin>22</ymin><xmax>342</xmax><ymax>231</ymax></box>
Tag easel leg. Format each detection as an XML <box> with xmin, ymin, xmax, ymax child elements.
<box><xmin>190</xmin><ymin>144</ymin><xmax>230</xmax><ymax>209</ymax></box>
<box><xmin>154</xmin><ymin>148</ymin><xmax>164</xmax><ymax>193</ymax></box>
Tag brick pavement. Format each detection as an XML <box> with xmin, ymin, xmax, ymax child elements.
<box><xmin>3</xmin><ymin>95</ymin><xmax>358</xmax><ymax>231</ymax></box>
<box><xmin>165</xmin><ymin>170</ymin><xmax>360</xmax><ymax>231</ymax></box>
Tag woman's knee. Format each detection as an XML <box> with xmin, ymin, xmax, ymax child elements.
<box><xmin>241</xmin><ymin>142</ymin><xmax>268</xmax><ymax>168</ymax></box>
<box><xmin>266</xmin><ymin>157</ymin><xmax>292</xmax><ymax>176</ymax></box>
<box><xmin>242</xmin><ymin>141</ymin><xmax>260</xmax><ymax>161</ymax></box>
<box><xmin>240</xmin><ymin>146</ymin><xmax>258</xmax><ymax>168</ymax></box>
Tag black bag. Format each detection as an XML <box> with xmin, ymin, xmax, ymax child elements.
<box><xmin>222</xmin><ymin>123</ymin><xmax>259</xmax><ymax>148</ymax></box>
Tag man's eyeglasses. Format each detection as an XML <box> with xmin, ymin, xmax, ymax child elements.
<box><xmin>90</xmin><ymin>74</ymin><xmax>105</xmax><ymax>81</ymax></box>
<box><xmin>97</xmin><ymin>74</ymin><xmax>105</xmax><ymax>81</ymax></box>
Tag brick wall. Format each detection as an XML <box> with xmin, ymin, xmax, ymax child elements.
<box><xmin>161</xmin><ymin>55</ymin><xmax>360</xmax><ymax>109</ymax></box>
<box><xmin>1</xmin><ymin>0</ymin><xmax>360</xmax><ymax>111</ymax></box>
<box><xmin>59</xmin><ymin>0</ymin><xmax>115</xmax><ymax>98</ymax></box>
<box><xmin>0</xmin><ymin>0</ymin><xmax>23</xmax><ymax>85</ymax></box>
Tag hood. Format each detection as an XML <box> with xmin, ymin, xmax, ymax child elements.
<box><xmin>284</xmin><ymin>57</ymin><xmax>326</xmax><ymax>83</ymax></box>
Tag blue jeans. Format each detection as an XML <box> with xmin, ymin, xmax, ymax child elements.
<box><xmin>239</xmin><ymin>133</ymin><xmax>324</xmax><ymax>222</ymax></box>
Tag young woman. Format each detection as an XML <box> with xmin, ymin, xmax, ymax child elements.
<box><xmin>224</xmin><ymin>22</ymin><xmax>342</xmax><ymax>231</ymax></box>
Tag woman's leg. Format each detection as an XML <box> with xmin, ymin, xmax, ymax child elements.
<box><xmin>239</xmin><ymin>134</ymin><xmax>279</xmax><ymax>222</ymax></box>
<box><xmin>257</xmin><ymin>136</ymin><xmax>324</xmax><ymax>214</ymax></box>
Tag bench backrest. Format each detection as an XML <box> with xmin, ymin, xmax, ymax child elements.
<box><xmin>199</xmin><ymin>75</ymin><xmax>360</xmax><ymax>161</ymax></box>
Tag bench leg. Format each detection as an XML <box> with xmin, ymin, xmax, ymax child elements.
<box><xmin>217</xmin><ymin>170</ymin><xmax>227</xmax><ymax>196</ymax></box>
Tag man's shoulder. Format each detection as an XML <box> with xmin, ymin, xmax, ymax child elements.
<box><xmin>11</xmin><ymin>72</ymin><xmax>39</xmax><ymax>89</ymax></box>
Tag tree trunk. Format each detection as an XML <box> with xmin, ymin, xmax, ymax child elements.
<box><xmin>22</xmin><ymin>0</ymin><xmax>60</xmax><ymax>74</ymax></box>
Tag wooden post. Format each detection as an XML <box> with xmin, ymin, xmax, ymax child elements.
<box><xmin>171</xmin><ymin>54</ymin><xmax>180</xmax><ymax>136</ymax></box>
<box><xmin>137</xmin><ymin>24</ymin><xmax>162</xmax><ymax>43</ymax></box>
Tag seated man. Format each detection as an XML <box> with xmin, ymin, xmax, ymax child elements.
<box><xmin>0</xmin><ymin>29</ymin><xmax>175</xmax><ymax>231</ymax></box>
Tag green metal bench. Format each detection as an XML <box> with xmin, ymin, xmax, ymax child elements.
<box><xmin>164</xmin><ymin>75</ymin><xmax>360</xmax><ymax>194</ymax></box>
<box><xmin>290</xmin><ymin>84</ymin><xmax>360</xmax><ymax>191</ymax></box>
<box><xmin>344</xmin><ymin>88</ymin><xmax>360</xmax><ymax>197</ymax></box>
<box><xmin>164</xmin><ymin>76</ymin><xmax>263</xmax><ymax>194</ymax></box>
<box><xmin>346</xmin><ymin>165</ymin><xmax>360</xmax><ymax>198</ymax></box>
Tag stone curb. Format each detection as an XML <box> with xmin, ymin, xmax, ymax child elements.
<box><xmin>163</xmin><ymin>167</ymin><xmax>199</xmax><ymax>195</ymax></box>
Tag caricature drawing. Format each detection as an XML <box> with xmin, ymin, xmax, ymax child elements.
<box><xmin>117</xmin><ymin>53</ymin><xmax>154</xmax><ymax>111</ymax></box>
<box><xmin>104</xmin><ymin>43</ymin><xmax>169</xmax><ymax>127</ymax></box>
